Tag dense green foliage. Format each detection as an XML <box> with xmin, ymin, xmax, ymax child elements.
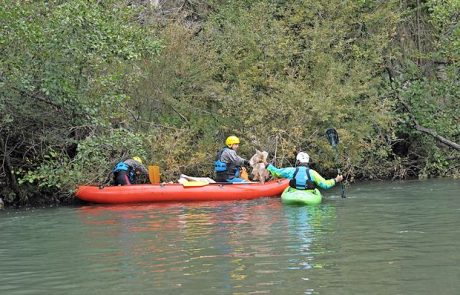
<box><xmin>1</xmin><ymin>1</ymin><xmax>161</xmax><ymax>204</ymax></box>
<box><xmin>1</xmin><ymin>0</ymin><xmax>458</xmax><ymax>206</ymax></box>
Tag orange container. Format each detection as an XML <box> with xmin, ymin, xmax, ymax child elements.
<box><xmin>148</xmin><ymin>165</ymin><xmax>160</xmax><ymax>184</ymax></box>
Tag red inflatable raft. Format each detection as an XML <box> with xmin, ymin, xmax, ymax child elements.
<box><xmin>75</xmin><ymin>179</ymin><xmax>289</xmax><ymax>204</ymax></box>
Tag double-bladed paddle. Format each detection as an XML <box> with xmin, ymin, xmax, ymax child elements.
<box><xmin>182</xmin><ymin>181</ymin><xmax>211</xmax><ymax>187</ymax></box>
<box><xmin>182</xmin><ymin>181</ymin><xmax>259</xmax><ymax>187</ymax></box>
<box><xmin>326</xmin><ymin>128</ymin><xmax>346</xmax><ymax>198</ymax></box>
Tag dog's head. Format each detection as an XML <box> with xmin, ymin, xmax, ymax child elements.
<box><xmin>249</xmin><ymin>150</ymin><xmax>268</xmax><ymax>167</ymax></box>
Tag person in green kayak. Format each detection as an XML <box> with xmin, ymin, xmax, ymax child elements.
<box><xmin>264</xmin><ymin>152</ymin><xmax>343</xmax><ymax>190</ymax></box>
<box><xmin>112</xmin><ymin>156</ymin><xmax>148</xmax><ymax>186</ymax></box>
<box><xmin>214</xmin><ymin>136</ymin><xmax>251</xmax><ymax>183</ymax></box>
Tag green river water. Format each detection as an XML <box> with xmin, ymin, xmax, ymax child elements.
<box><xmin>1</xmin><ymin>179</ymin><xmax>459</xmax><ymax>294</ymax></box>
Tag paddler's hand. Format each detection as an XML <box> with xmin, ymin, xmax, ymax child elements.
<box><xmin>335</xmin><ymin>175</ymin><xmax>343</xmax><ymax>183</ymax></box>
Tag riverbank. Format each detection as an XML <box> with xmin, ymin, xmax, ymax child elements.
<box><xmin>2</xmin><ymin>1</ymin><xmax>459</xmax><ymax>210</ymax></box>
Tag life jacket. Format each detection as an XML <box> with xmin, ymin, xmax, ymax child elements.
<box><xmin>289</xmin><ymin>166</ymin><xmax>316</xmax><ymax>190</ymax></box>
<box><xmin>214</xmin><ymin>148</ymin><xmax>228</xmax><ymax>173</ymax></box>
<box><xmin>113</xmin><ymin>162</ymin><xmax>135</xmax><ymax>183</ymax></box>
<box><xmin>113</xmin><ymin>162</ymin><xmax>129</xmax><ymax>172</ymax></box>
<box><xmin>214</xmin><ymin>148</ymin><xmax>240</xmax><ymax>180</ymax></box>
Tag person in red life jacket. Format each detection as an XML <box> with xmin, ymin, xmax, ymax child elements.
<box><xmin>214</xmin><ymin>136</ymin><xmax>251</xmax><ymax>183</ymax></box>
<box><xmin>265</xmin><ymin>152</ymin><xmax>343</xmax><ymax>190</ymax></box>
<box><xmin>112</xmin><ymin>156</ymin><xmax>148</xmax><ymax>186</ymax></box>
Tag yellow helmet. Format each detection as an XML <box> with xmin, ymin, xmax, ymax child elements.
<box><xmin>225</xmin><ymin>136</ymin><xmax>240</xmax><ymax>147</ymax></box>
<box><xmin>132</xmin><ymin>156</ymin><xmax>143</xmax><ymax>164</ymax></box>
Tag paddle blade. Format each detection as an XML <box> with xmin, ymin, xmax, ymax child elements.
<box><xmin>182</xmin><ymin>181</ymin><xmax>209</xmax><ymax>187</ymax></box>
<box><xmin>148</xmin><ymin>165</ymin><xmax>160</xmax><ymax>184</ymax></box>
<box><xmin>341</xmin><ymin>184</ymin><xmax>346</xmax><ymax>198</ymax></box>
<box><xmin>326</xmin><ymin>128</ymin><xmax>339</xmax><ymax>147</ymax></box>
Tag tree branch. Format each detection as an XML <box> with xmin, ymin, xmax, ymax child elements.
<box><xmin>414</xmin><ymin>124</ymin><xmax>460</xmax><ymax>151</ymax></box>
<box><xmin>399</xmin><ymin>98</ymin><xmax>460</xmax><ymax>151</ymax></box>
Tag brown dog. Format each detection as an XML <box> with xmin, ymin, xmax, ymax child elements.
<box><xmin>249</xmin><ymin>150</ymin><xmax>270</xmax><ymax>183</ymax></box>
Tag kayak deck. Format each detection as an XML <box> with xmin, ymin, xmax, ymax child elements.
<box><xmin>281</xmin><ymin>187</ymin><xmax>322</xmax><ymax>205</ymax></box>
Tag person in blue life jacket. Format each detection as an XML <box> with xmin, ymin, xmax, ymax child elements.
<box><xmin>113</xmin><ymin>156</ymin><xmax>149</xmax><ymax>186</ymax></box>
<box><xmin>265</xmin><ymin>152</ymin><xmax>343</xmax><ymax>191</ymax></box>
<box><xmin>214</xmin><ymin>136</ymin><xmax>251</xmax><ymax>183</ymax></box>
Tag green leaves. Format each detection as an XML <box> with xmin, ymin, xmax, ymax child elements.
<box><xmin>2</xmin><ymin>0</ymin><xmax>459</xmax><ymax>206</ymax></box>
<box><xmin>1</xmin><ymin>1</ymin><xmax>161</xmax><ymax>203</ymax></box>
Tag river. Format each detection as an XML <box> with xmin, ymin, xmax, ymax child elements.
<box><xmin>1</xmin><ymin>179</ymin><xmax>459</xmax><ymax>294</ymax></box>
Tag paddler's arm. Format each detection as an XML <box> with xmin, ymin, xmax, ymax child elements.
<box><xmin>266</xmin><ymin>164</ymin><xmax>296</xmax><ymax>179</ymax></box>
<box><xmin>225</xmin><ymin>149</ymin><xmax>248</xmax><ymax>166</ymax></box>
<box><xmin>310</xmin><ymin>170</ymin><xmax>342</xmax><ymax>189</ymax></box>
<box><xmin>128</xmin><ymin>160</ymin><xmax>148</xmax><ymax>175</ymax></box>
<box><xmin>139</xmin><ymin>164</ymin><xmax>149</xmax><ymax>175</ymax></box>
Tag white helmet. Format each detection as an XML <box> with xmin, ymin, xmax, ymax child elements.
<box><xmin>296</xmin><ymin>152</ymin><xmax>310</xmax><ymax>164</ymax></box>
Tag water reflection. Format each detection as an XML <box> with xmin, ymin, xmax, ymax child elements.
<box><xmin>2</xmin><ymin>179</ymin><xmax>459</xmax><ymax>294</ymax></box>
<box><xmin>282</xmin><ymin>205</ymin><xmax>336</xmax><ymax>273</ymax></box>
<box><xmin>75</xmin><ymin>201</ymin><xmax>337</xmax><ymax>294</ymax></box>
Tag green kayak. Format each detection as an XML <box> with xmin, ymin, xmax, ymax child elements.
<box><xmin>281</xmin><ymin>187</ymin><xmax>322</xmax><ymax>205</ymax></box>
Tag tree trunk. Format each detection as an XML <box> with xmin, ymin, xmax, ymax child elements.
<box><xmin>0</xmin><ymin>136</ymin><xmax>24</xmax><ymax>203</ymax></box>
